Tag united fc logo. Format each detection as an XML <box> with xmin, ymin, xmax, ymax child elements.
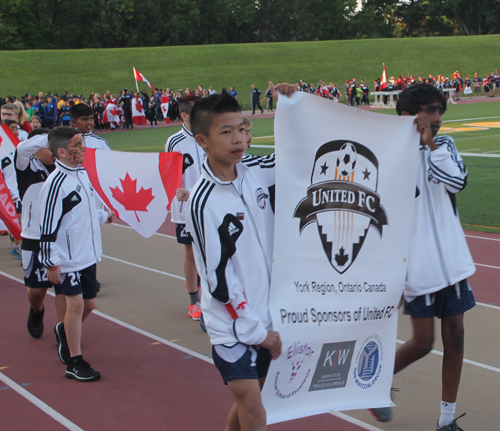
<box><xmin>293</xmin><ymin>140</ymin><xmax>388</xmax><ymax>274</ymax></box>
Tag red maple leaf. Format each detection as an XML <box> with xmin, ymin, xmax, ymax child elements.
<box><xmin>135</xmin><ymin>99</ymin><xmax>143</xmax><ymax>113</ymax></box>
<box><xmin>110</xmin><ymin>173</ymin><xmax>154</xmax><ymax>222</ymax></box>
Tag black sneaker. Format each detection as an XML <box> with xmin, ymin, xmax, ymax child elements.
<box><xmin>27</xmin><ymin>305</ymin><xmax>45</xmax><ymax>339</ymax></box>
<box><xmin>55</xmin><ymin>322</ymin><xmax>70</xmax><ymax>364</ymax></box>
<box><xmin>65</xmin><ymin>357</ymin><xmax>101</xmax><ymax>382</ymax></box>
<box><xmin>436</xmin><ymin>413</ymin><xmax>466</xmax><ymax>431</ymax></box>
<box><xmin>53</xmin><ymin>323</ymin><xmax>60</xmax><ymax>347</ymax></box>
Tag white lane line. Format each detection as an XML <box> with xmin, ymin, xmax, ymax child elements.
<box><xmin>101</xmin><ymin>255</ymin><xmax>185</xmax><ymax>281</ymax></box>
<box><xmin>249</xmin><ymin>144</ymin><xmax>275</xmax><ymax>148</ymax></box>
<box><xmin>465</xmin><ymin>234</ymin><xmax>500</xmax><ymax>242</ymax></box>
<box><xmin>443</xmin><ymin>116</ymin><xmax>500</xmax><ymax>123</ymax></box>
<box><xmin>460</xmin><ymin>152</ymin><xmax>500</xmax><ymax>158</ymax></box>
<box><xmin>485</xmin><ymin>150</ymin><xmax>500</xmax><ymax>154</ymax></box>
<box><xmin>460</xmin><ymin>148</ymin><xmax>480</xmax><ymax>152</ymax></box>
<box><xmin>0</xmin><ymin>372</ymin><xmax>84</xmax><ymax>431</ymax></box>
<box><xmin>476</xmin><ymin>263</ymin><xmax>500</xmax><ymax>270</ymax></box>
<box><xmin>329</xmin><ymin>412</ymin><xmax>384</xmax><ymax>431</ymax></box>
<box><xmin>252</xmin><ymin>135</ymin><xmax>274</xmax><ymax>140</ymax></box>
<box><xmin>396</xmin><ymin>340</ymin><xmax>500</xmax><ymax>373</ymax></box>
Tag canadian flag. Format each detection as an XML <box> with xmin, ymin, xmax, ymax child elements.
<box><xmin>104</xmin><ymin>100</ymin><xmax>120</xmax><ymax>124</ymax></box>
<box><xmin>83</xmin><ymin>149</ymin><xmax>182</xmax><ymax>238</ymax></box>
<box><xmin>160</xmin><ymin>96</ymin><xmax>172</xmax><ymax>124</ymax></box>
<box><xmin>380</xmin><ymin>63</ymin><xmax>388</xmax><ymax>90</ymax></box>
<box><xmin>132</xmin><ymin>97</ymin><xmax>147</xmax><ymax>125</ymax></box>
<box><xmin>133</xmin><ymin>67</ymin><xmax>155</xmax><ymax>91</ymax></box>
<box><xmin>0</xmin><ymin>124</ymin><xmax>21</xmax><ymax>239</ymax></box>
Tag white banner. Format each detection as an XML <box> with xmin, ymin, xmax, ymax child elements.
<box><xmin>261</xmin><ymin>92</ymin><xmax>419</xmax><ymax>423</ymax></box>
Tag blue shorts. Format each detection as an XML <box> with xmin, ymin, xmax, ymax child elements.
<box><xmin>59</xmin><ymin>264</ymin><xmax>97</xmax><ymax>300</ymax></box>
<box><xmin>175</xmin><ymin>224</ymin><xmax>192</xmax><ymax>245</ymax></box>
<box><xmin>22</xmin><ymin>250</ymin><xmax>62</xmax><ymax>293</ymax></box>
<box><xmin>212</xmin><ymin>343</ymin><xmax>272</xmax><ymax>385</ymax></box>
<box><xmin>404</xmin><ymin>279</ymin><xmax>475</xmax><ymax>319</ymax></box>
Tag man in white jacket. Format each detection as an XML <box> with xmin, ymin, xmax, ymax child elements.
<box><xmin>370</xmin><ymin>84</ymin><xmax>475</xmax><ymax>431</ymax></box>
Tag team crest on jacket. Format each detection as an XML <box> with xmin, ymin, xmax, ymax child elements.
<box><xmin>293</xmin><ymin>140</ymin><xmax>388</xmax><ymax>274</ymax></box>
<box><xmin>255</xmin><ymin>188</ymin><xmax>269</xmax><ymax>210</ymax></box>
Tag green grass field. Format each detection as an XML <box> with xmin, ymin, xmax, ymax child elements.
<box><xmin>3</xmin><ymin>34</ymin><xmax>500</xmax><ymax>110</ymax></box>
<box><xmin>103</xmin><ymin>101</ymin><xmax>500</xmax><ymax>234</ymax></box>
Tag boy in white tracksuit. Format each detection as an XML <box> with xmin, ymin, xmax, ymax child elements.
<box><xmin>370</xmin><ymin>84</ymin><xmax>475</xmax><ymax>431</ymax></box>
<box><xmin>186</xmin><ymin>90</ymin><xmax>281</xmax><ymax>431</ymax></box>
<box><xmin>39</xmin><ymin>127</ymin><xmax>113</xmax><ymax>382</ymax></box>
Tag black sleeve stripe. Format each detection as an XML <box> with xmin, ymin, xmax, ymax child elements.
<box><xmin>41</xmin><ymin>172</ymin><xmax>66</xmax><ymax>236</ymax></box>
<box><xmin>190</xmin><ymin>179</ymin><xmax>215</xmax><ymax>265</ymax></box>
<box><xmin>167</xmin><ymin>134</ymin><xmax>186</xmax><ymax>152</ymax></box>
<box><xmin>90</xmin><ymin>133</ymin><xmax>111</xmax><ymax>149</ymax></box>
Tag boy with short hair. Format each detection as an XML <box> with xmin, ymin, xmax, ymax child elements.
<box><xmin>165</xmin><ymin>95</ymin><xmax>205</xmax><ymax>321</ymax></box>
<box><xmin>14</xmin><ymin>129</ymin><xmax>66</xmax><ymax>339</ymax></box>
<box><xmin>186</xmin><ymin>90</ymin><xmax>281</xmax><ymax>431</ymax></box>
<box><xmin>70</xmin><ymin>104</ymin><xmax>110</xmax><ymax>151</ymax></box>
<box><xmin>39</xmin><ymin>127</ymin><xmax>113</xmax><ymax>381</ymax></box>
<box><xmin>370</xmin><ymin>84</ymin><xmax>475</xmax><ymax>430</ymax></box>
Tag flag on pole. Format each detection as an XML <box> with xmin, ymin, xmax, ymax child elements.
<box><xmin>380</xmin><ymin>63</ymin><xmax>388</xmax><ymax>90</ymax></box>
<box><xmin>83</xmin><ymin>149</ymin><xmax>182</xmax><ymax>238</ymax></box>
<box><xmin>161</xmin><ymin>96</ymin><xmax>172</xmax><ymax>124</ymax></box>
<box><xmin>133</xmin><ymin>68</ymin><xmax>155</xmax><ymax>91</ymax></box>
<box><xmin>132</xmin><ymin>97</ymin><xmax>147</xmax><ymax>125</ymax></box>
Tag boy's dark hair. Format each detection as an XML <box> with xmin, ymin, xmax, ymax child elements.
<box><xmin>178</xmin><ymin>94</ymin><xmax>198</xmax><ymax>116</ymax></box>
<box><xmin>190</xmin><ymin>89</ymin><xmax>241</xmax><ymax>137</ymax></box>
<box><xmin>70</xmin><ymin>103</ymin><xmax>93</xmax><ymax>120</ymax></box>
<box><xmin>2</xmin><ymin>119</ymin><xmax>18</xmax><ymax>127</ymax></box>
<box><xmin>48</xmin><ymin>127</ymin><xmax>80</xmax><ymax>158</ymax></box>
<box><xmin>396</xmin><ymin>83</ymin><xmax>447</xmax><ymax>116</ymax></box>
<box><xmin>28</xmin><ymin>127</ymin><xmax>50</xmax><ymax>139</ymax></box>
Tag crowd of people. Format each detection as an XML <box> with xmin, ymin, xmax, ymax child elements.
<box><xmin>1</xmin><ymin>68</ymin><xmax>499</xmax><ymax>134</ymax></box>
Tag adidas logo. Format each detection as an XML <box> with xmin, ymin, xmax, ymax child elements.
<box><xmin>228</xmin><ymin>222</ymin><xmax>239</xmax><ymax>236</ymax></box>
<box><xmin>71</xmin><ymin>195</ymin><xmax>79</xmax><ymax>201</ymax></box>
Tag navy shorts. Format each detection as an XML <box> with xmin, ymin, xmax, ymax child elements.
<box><xmin>404</xmin><ymin>279</ymin><xmax>475</xmax><ymax>319</ymax></box>
<box><xmin>22</xmin><ymin>250</ymin><xmax>62</xmax><ymax>293</ymax></box>
<box><xmin>212</xmin><ymin>343</ymin><xmax>272</xmax><ymax>385</ymax></box>
<box><xmin>175</xmin><ymin>223</ymin><xmax>192</xmax><ymax>245</ymax></box>
<box><xmin>59</xmin><ymin>264</ymin><xmax>97</xmax><ymax>300</ymax></box>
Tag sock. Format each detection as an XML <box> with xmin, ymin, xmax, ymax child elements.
<box><xmin>439</xmin><ymin>401</ymin><xmax>456</xmax><ymax>427</ymax></box>
<box><xmin>188</xmin><ymin>290</ymin><xmax>199</xmax><ymax>305</ymax></box>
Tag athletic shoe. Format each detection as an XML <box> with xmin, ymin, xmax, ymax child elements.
<box><xmin>436</xmin><ymin>413</ymin><xmax>466</xmax><ymax>431</ymax></box>
<box><xmin>65</xmin><ymin>357</ymin><xmax>101</xmax><ymax>382</ymax></box>
<box><xmin>368</xmin><ymin>388</ymin><xmax>399</xmax><ymax>423</ymax></box>
<box><xmin>10</xmin><ymin>246</ymin><xmax>22</xmax><ymax>261</ymax></box>
<box><xmin>53</xmin><ymin>323</ymin><xmax>60</xmax><ymax>347</ymax></box>
<box><xmin>55</xmin><ymin>322</ymin><xmax>70</xmax><ymax>364</ymax></box>
<box><xmin>27</xmin><ymin>305</ymin><xmax>45</xmax><ymax>339</ymax></box>
<box><xmin>199</xmin><ymin>313</ymin><xmax>207</xmax><ymax>332</ymax></box>
<box><xmin>188</xmin><ymin>302</ymin><xmax>202</xmax><ymax>320</ymax></box>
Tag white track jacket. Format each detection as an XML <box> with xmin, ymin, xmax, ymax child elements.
<box><xmin>165</xmin><ymin>125</ymin><xmax>206</xmax><ymax>224</ymax></box>
<box><xmin>186</xmin><ymin>154</ymin><xmax>275</xmax><ymax>346</ymax></box>
<box><xmin>405</xmin><ymin>135</ymin><xmax>475</xmax><ymax>297</ymax></box>
<box><xmin>39</xmin><ymin>160</ymin><xmax>108</xmax><ymax>272</ymax></box>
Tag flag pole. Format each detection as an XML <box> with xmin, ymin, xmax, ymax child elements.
<box><xmin>133</xmin><ymin>67</ymin><xmax>139</xmax><ymax>92</ymax></box>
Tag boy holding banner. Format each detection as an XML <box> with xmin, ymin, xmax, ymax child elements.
<box><xmin>186</xmin><ymin>90</ymin><xmax>282</xmax><ymax>431</ymax></box>
<box><xmin>370</xmin><ymin>84</ymin><xmax>475</xmax><ymax>431</ymax></box>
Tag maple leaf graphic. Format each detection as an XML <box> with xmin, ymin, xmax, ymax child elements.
<box><xmin>135</xmin><ymin>100</ymin><xmax>143</xmax><ymax>113</ymax></box>
<box><xmin>334</xmin><ymin>247</ymin><xmax>349</xmax><ymax>267</ymax></box>
<box><xmin>110</xmin><ymin>173</ymin><xmax>154</xmax><ymax>222</ymax></box>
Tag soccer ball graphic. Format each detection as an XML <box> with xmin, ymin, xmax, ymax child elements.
<box><xmin>336</xmin><ymin>142</ymin><xmax>357</xmax><ymax>177</ymax></box>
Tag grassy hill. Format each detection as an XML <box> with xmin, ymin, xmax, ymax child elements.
<box><xmin>2</xmin><ymin>35</ymin><xmax>500</xmax><ymax>110</ymax></box>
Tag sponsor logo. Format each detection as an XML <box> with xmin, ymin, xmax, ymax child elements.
<box><xmin>273</xmin><ymin>342</ymin><xmax>314</xmax><ymax>399</ymax></box>
<box><xmin>255</xmin><ymin>188</ymin><xmax>269</xmax><ymax>210</ymax></box>
<box><xmin>353</xmin><ymin>334</ymin><xmax>383</xmax><ymax>389</ymax></box>
<box><xmin>294</xmin><ymin>140</ymin><xmax>388</xmax><ymax>274</ymax></box>
<box><xmin>309</xmin><ymin>341</ymin><xmax>355</xmax><ymax>391</ymax></box>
